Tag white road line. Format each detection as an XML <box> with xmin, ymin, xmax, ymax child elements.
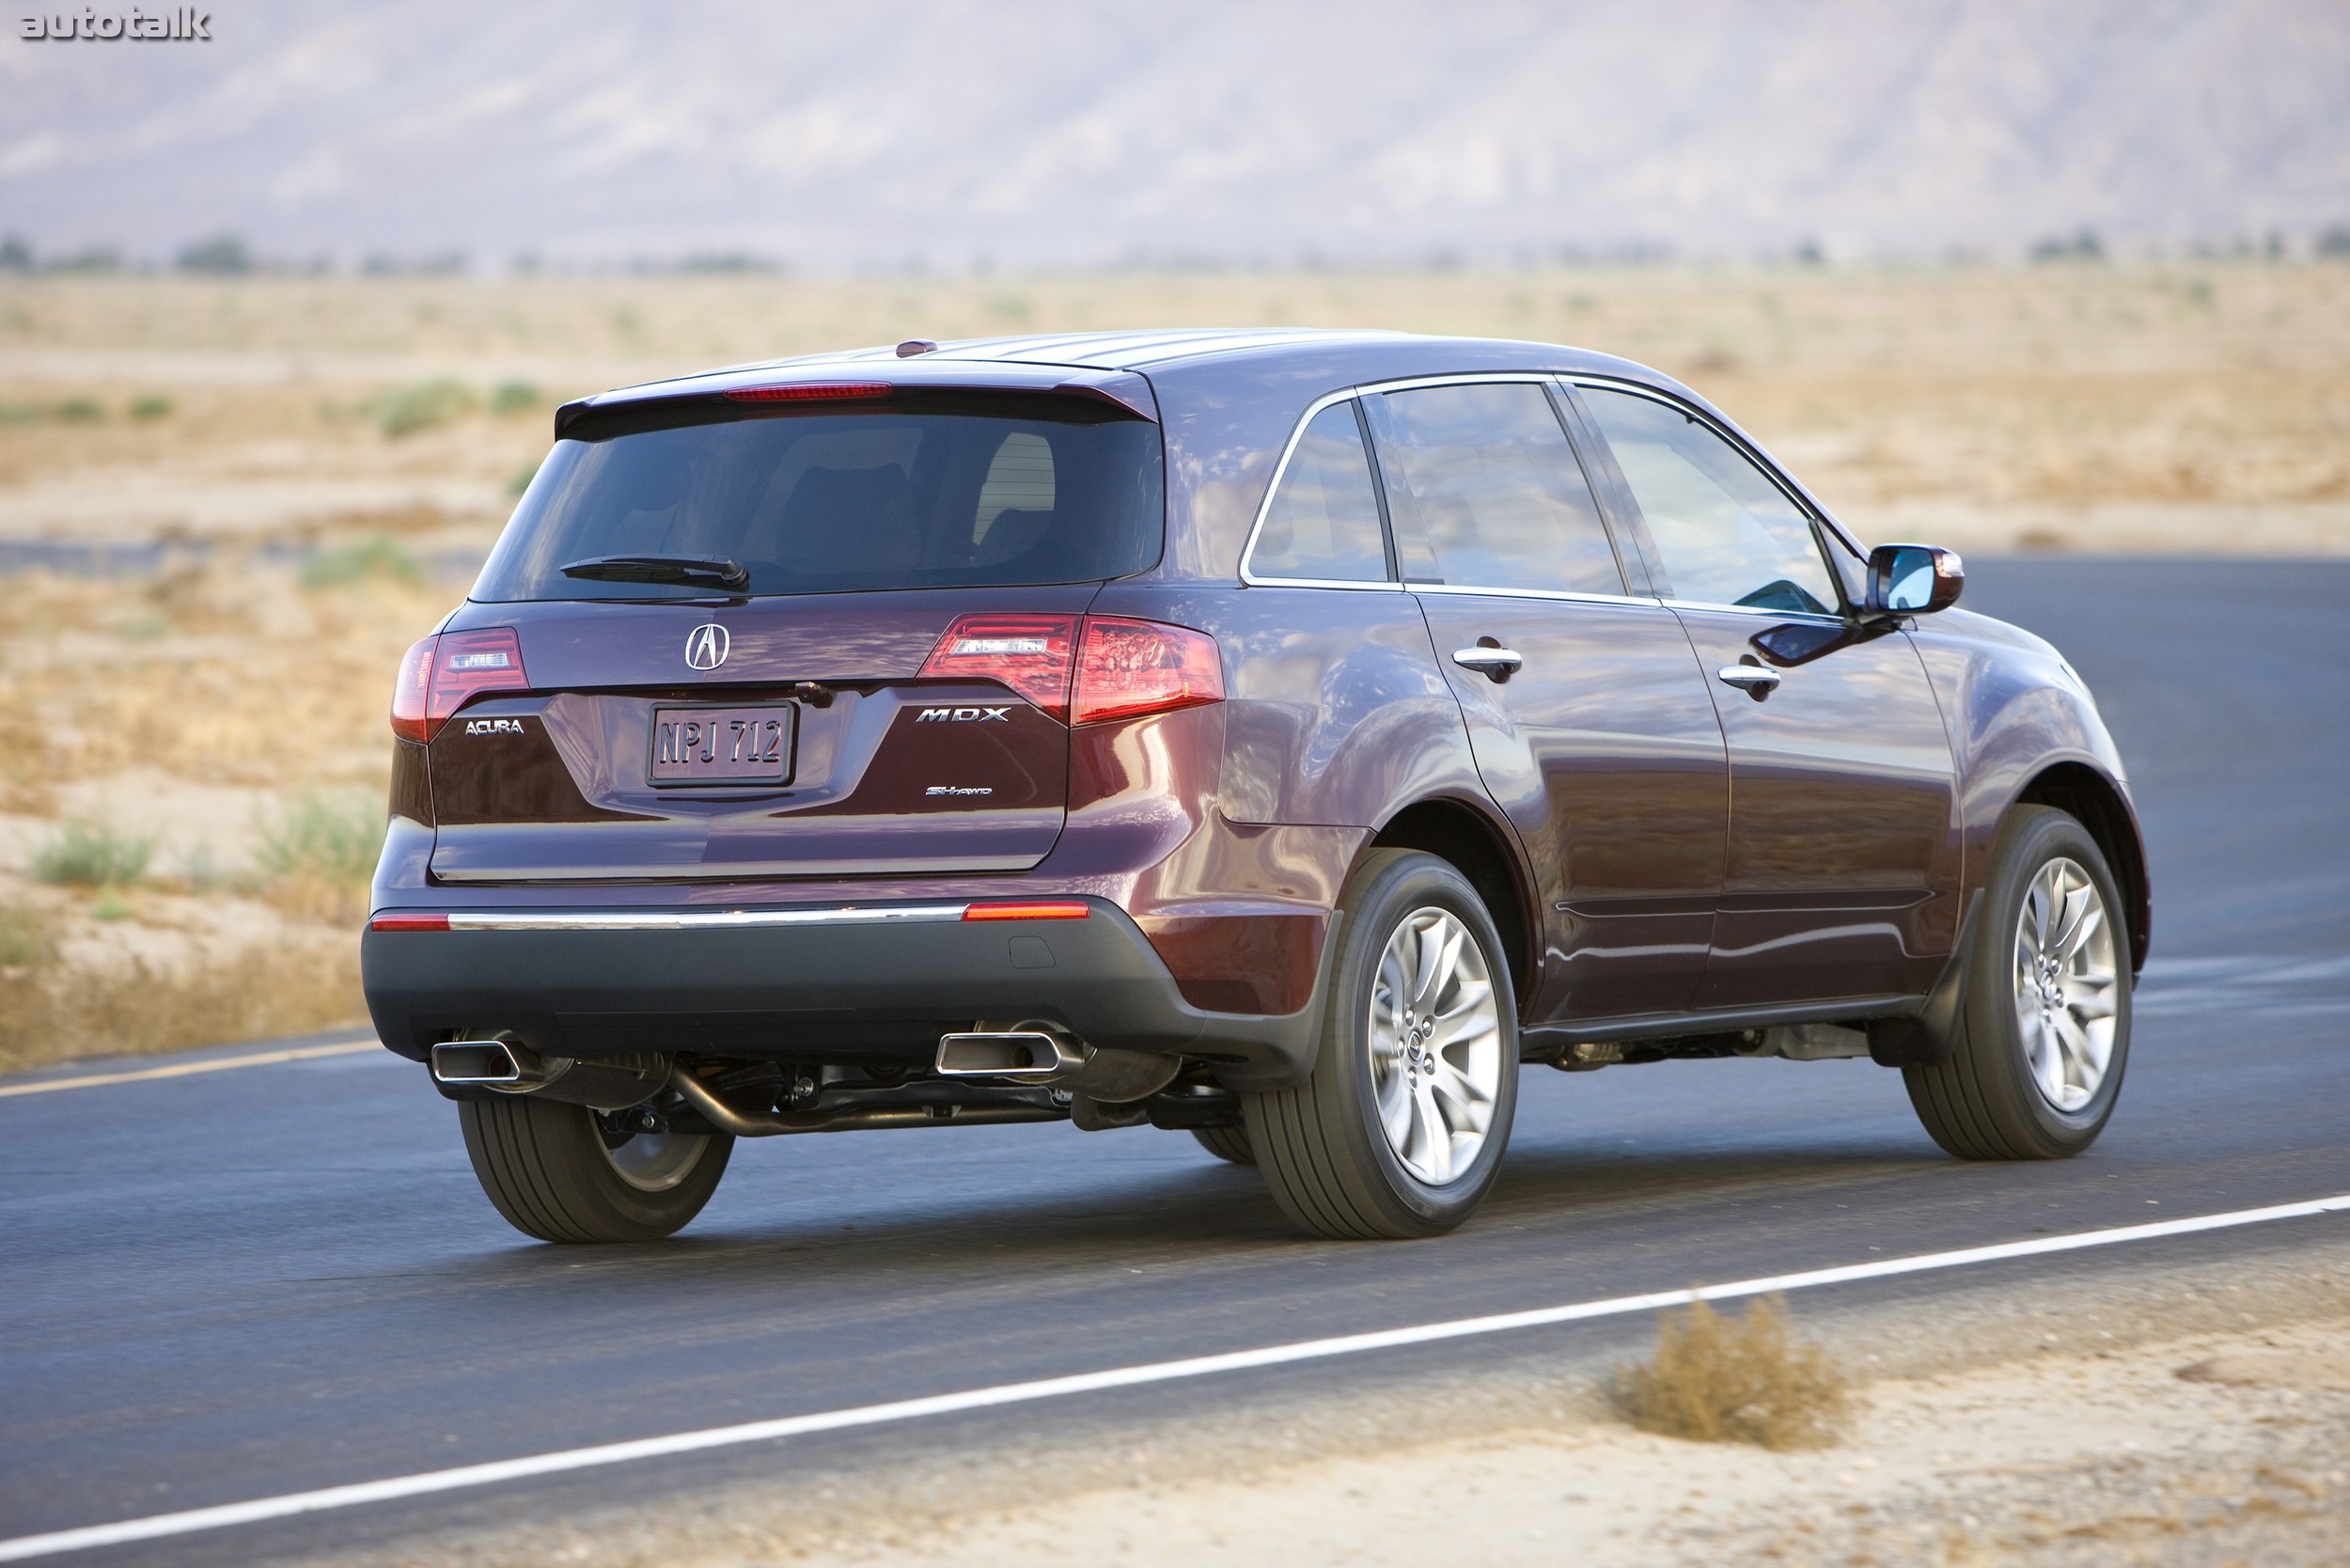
<box><xmin>0</xmin><ymin>1041</ymin><xmax>378</xmax><ymax>1099</ymax></box>
<box><xmin>4</xmin><ymin>1191</ymin><xmax>2344</xmax><ymax>1562</ymax></box>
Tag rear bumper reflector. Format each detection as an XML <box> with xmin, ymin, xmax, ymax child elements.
<box><xmin>961</xmin><ymin>902</ymin><xmax>1091</xmax><ymax>921</ymax></box>
<box><xmin>368</xmin><ymin>914</ymin><xmax>450</xmax><ymax>933</ymax></box>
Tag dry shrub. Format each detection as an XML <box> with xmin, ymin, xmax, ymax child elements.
<box><xmin>0</xmin><ymin>903</ymin><xmax>55</xmax><ymax>968</ymax></box>
<box><xmin>318</xmin><ymin>503</ymin><xmax>462</xmax><ymax>537</ymax></box>
<box><xmin>258</xmin><ymin>876</ymin><xmax>367</xmax><ymax>926</ymax></box>
<box><xmin>0</xmin><ymin>914</ymin><xmax>365</xmax><ymax>1074</ymax></box>
<box><xmin>372</xmin><ymin>377</ymin><xmax>476</xmax><ymax>438</ymax></box>
<box><xmin>1617</xmin><ymin>1294</ymin><xmax>1852</xmax><ymax>1450</ymax></box>
<box><xmin>299</xmin><ymin>535</ymin><xmax>424</xmax><ymax>588</ymax></box>
<box><xmin>30</xmin><ymin>819</ymin><xmax>154</xmax><ymax>887</ymax></box>
<box><xmin>1</xmin><ymin>564</ymin><xmax>443</xmax><ymax>791</ymax></box>
<box><xmin>251</xmin><ymin>788</ymin><xmax>385</xmax><ymax>924</ymax></box>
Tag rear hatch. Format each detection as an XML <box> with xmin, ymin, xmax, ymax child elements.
<box><xmin>411</xmin><ymin>373</ymin><xmax>1163</xmax><ymax>885</ymax></box>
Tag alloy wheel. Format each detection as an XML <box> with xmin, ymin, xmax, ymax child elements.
<box><xmin>2012</xmin><ymin>855</ymin><xmax>2120</xmax><ymax>1112</ymax></box>
<box><xmin>1368</xmin><ymin>906</ymin><xmax>1504</xmax><ymax>1185</ymax></box>
<box><xmin>597</xmin><ymin>1117</ymin><xmax>712</xmax><ymax>1193</ymax></box>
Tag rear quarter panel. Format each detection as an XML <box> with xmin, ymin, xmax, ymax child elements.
<box><xmin>1088</xmin><ymin>580</ymin><xmax>1479</xmax><ymax>1015</ymax></box>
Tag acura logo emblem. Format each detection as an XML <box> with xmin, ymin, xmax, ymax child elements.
<box><xmin>683</xmin><ymin>624</ymin><xmax>730</xmax><ymax>670</ymax></box>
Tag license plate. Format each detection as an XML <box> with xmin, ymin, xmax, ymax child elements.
<box><xmin>649</xmin><ymin>704</ymin><xmax>795</xmax><ymax>785</ymax></box>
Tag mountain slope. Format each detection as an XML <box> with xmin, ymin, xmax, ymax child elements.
<box><xmin>3</xmin><ymin>0</ymin><xmax>2346</xmax><ymax>267</ymax></box>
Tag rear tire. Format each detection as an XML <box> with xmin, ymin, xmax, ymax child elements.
<box><xmin>1190</xmin><ymin>1125</ymin><xmax>1256</xmax><ymax>1165</ymax></box>
<box><xmin>1904</xmin><ymin>806</ymin><xmax>2132</xmax><ymax>1160</ymax></box>
<box><xmin>459</xmin><ymin>1096</ymin><xmax>732</xmax><ymax>1243</ymax></box>
<box><xmin>1245</xmin><ymin>849</ymin><xmax>1518</xmax><ymax>1239</ymax></box>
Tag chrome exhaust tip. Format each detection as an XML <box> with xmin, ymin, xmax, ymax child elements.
<box><xmin>935</xmin><ymin>1030</ymin><xmax>1088</xmax><ymax>1081</ymax></box>
<box><xmin>431</xmin><ymin>1038</ymin><xmax>530</xmax><ymax>1086</ymax></box>
<box><xmin>430</xmin><ymin>1037</ymin><xmax>666</xmax><ymax>1110</ymax></box>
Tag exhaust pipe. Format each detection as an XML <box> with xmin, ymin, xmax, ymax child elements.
<box><xmin>933</xmin><ymin>1028</ymin><xmax>1183</xmax><ymax>1103</ymax></box>
<box><xmin>430</xmin><ymin>1038</ymin><xmax>539</xmax><ymax>1088</ymax></box>
<box><xmin>665</xmin><ymin>1067</ymin><xmax>1063</xmax><ymax>1137</ymax></box>
<box><xmin>934</xmin><ymin>1029</ymin><xmax>1088</xmax><ymax>1081</ymax></box>
<box><xmin>429</xmin><ymin>1036</ymin><xmax>666</xmax><ymax>1110</ymax></box>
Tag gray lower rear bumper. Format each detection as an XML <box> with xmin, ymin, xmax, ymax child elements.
<box><xmin>360</xmin><ymin>898</ymin><xmax>1325</xmax><ymax>1090</ymax></box>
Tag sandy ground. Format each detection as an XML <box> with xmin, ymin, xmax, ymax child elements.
<box><xmin>301</xmin><ymin>1239</ymin><xmax>2350</xmax><ymax>1568</ymax></box>
<box><xmin>4</xmin><ymin>265</ymin><xmax>2347</xmax><ymax>561</ymax></box>
<box><xmin>794</xmin><ymin>1320</ymin><xmax>2350</xmax><ymax>1568</ymax></box>
<box><xmin>1861</xmin><ymin>499</ymin><xmax>2350</xmax><ymax>557</ymax></box>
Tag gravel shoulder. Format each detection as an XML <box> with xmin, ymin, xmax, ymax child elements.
<box><xmin>829</xmin><ymin>1315</ymin><xmax>2350</xmax><ymax>1568</ymax></box>
<box><xmin>304</xmin><ymin>1231</ymin><xmax>2350</xmax><ymax>1568</ymax></box>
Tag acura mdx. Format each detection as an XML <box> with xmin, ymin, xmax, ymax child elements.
<box><xmin>362</xmin><ymin>330</ymin><xmax>2146</xmax><ymax>1243</ymax></box>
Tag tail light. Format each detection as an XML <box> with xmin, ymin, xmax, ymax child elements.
<box><xmin>1071</xmin><ymin>616</ymin><xmax>1224</xmax><ymax>727</ymax></box>
<box><xmin>390</xmin><ymin>637</ymin><xmax>435</xmax><ymax>743</ymax></box>
<box><xmin>919</xmin><ymin>613</ymin><xmax>1223</xmax><ymax>727</ymax></box>
<box><xmin>389</xmin><ymin>628</ymin><xmax>530</xmax><ymax>743</ymax></box>
<box><xmin>920</xmin><ymin>614</ymin><xmax>1079</xmax><ymax>721</ymax></box>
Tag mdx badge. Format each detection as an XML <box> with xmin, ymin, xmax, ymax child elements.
<box><xmin>683</xmin><ymin>624</ymin><xmax>730</xmax><ymax>670</ymax></box>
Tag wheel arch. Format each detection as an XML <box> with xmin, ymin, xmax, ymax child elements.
<box><xmin>2013</xmin><ymin>761</ymin><xmax>2150</xmax><ymax>975</ymax></box>
<box><xmin>1367</xmin><ymin>795</ymin><xmax>1537</xmax><ymax>1011</ymax></box>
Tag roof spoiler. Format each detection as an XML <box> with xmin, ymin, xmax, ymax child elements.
<box><xmin>553</xmin><ymin>366</ymin><xmax>1158</xmax><ymax>441</ymax></box>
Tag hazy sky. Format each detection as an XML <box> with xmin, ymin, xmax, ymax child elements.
<box><xmin>5</xmin><ymin>0</ymin><xmax>2347</xmax><ymax>269</ymax></box>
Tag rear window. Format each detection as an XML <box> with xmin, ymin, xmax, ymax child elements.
<box><xmin>474</xmin><ymin>400</ymin><xmax>1164</xmax><ymax>601</ymax></box>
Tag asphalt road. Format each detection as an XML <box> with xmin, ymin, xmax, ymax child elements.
<box><xmin>5</xmin><ymin>557</ymin><xmax>2347</xmax><ymax>1561</ymax></box>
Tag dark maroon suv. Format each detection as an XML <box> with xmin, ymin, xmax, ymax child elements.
<box><xmin>363</xmin><ymin>330</ymin><xmax>2146</xmax><ymax>1244</ymax></box>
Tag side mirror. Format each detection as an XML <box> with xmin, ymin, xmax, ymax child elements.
<box><xmin>1867</xmin><ymin>543</ymin><xmax>1964</xmax><ymax>615</ymax></box>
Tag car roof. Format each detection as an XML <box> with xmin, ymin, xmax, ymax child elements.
<box><xmin>812</xmin><ymin>327</ymin><xmax>1418</xmax><ymax>370</ymax></box>
<box><xmin>580</xmin><ymin>328</ymin><xmax>1690</xmax><ymax>410</ymax></box>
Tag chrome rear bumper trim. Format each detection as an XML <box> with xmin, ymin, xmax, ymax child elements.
<box><xmin>443</xmin><ymin>904</ymin><xmax>971</xmax><ymax>933</ymax></box>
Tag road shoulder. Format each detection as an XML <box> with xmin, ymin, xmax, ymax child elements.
<box><xmin>306</xmin><ymin>1231</ymin><xmax>2350</xmax><ymax>1568</ymax></box>
<box><xmin>824</xmin><ymin>1314</ymin><xmax>2349</xmax><ymax>1567</ymax></box>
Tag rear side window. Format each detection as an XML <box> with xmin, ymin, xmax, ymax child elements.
<box><xmin>1579</xmin><ymin>386</ymin><xmax>1837</xmax><ymax>616</ymax></box>
<box><xmin>1365</xmin><ymin>383</ymin><xmax>1623</xmax><ymax>594</ymax></box>
<box><xmin>1247</xmin><ymin>400</ymin><xmax>1389</xmax><ymax>582</ymax></box>
<box><xmin>474</xmin><ymin>402</ymin><xmax>1163</xmax><ymax>601</ymax></box>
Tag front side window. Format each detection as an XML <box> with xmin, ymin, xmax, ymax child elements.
<box><xmin>1579</xmin><ymin>386</ymin><xmax>1838</xmax><ymax>616</ymax></box>
<box><xmin>1247</xmin><ymin>400</ymin><xmax>1389</xmax><ymax>582</ymax></box>
<box><xmin>1366</xmin><ymin>382</ymin><xmax>1622</xmax><ymax>595</ymax></box>
<box><xmin>474</xmin><ymin>400</ymin><xmax>1163</xmax><ymax>601</ymax></box>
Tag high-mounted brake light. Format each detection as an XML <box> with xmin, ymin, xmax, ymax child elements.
<box><xmin>920</xmin><ymin>614</ymin><xmax>1079</xmax><ymax>721</ymax></box>
<box><xmin>962</xmin><ymin>902</ymin><xmax>1090</xmax><ymax>921</ymax></box>
<box><xmin>1071</xmin><ymin>616</ymin><xmax>1225</xmax><ymax>727</ymax></box>
<box><xmin>389</xmin><ymin>627</ymin><xmax>531</xmax><ymax>743</ymax></box>
<box><xmin>918</xmin><ymin>613</ymin><xmax>1224</xmax><ymax>728</ymax></box>
<box><xmin>722</xmin><ymin>383</ymin><xmax>893</xmax><ymax>402</ymax></box>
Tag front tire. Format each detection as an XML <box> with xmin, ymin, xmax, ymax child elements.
<box><xmin>459</xmin><ymin>1095</ymin><xmax>732</xmax><ymax>1242</ymax></box>
<box><xmin>1245</xmin><ymin>849</ymin><xmax>1518</xmax><ymax>1239</ymax></box>
<box><xmin>1904</xmin><ymin>806</ymin><xmax>2132</xmax><ymax>1160</ymax></box>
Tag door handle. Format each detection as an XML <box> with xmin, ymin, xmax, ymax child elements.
<box><xmin>1452</xmin><ymin>647</ymin><xmax>1524</xmax><ymax>682</ymax></box>
<box><xmin>1716</xmin><ymin>665</ymin><xmax>1782</xmax><ymax>698</ymax></box>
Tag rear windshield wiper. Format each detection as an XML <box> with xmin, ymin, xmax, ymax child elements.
<box><xmin>559</xmin><ymin>554</ymin><xmax>749</xmax><ymax>591</ymax></box>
